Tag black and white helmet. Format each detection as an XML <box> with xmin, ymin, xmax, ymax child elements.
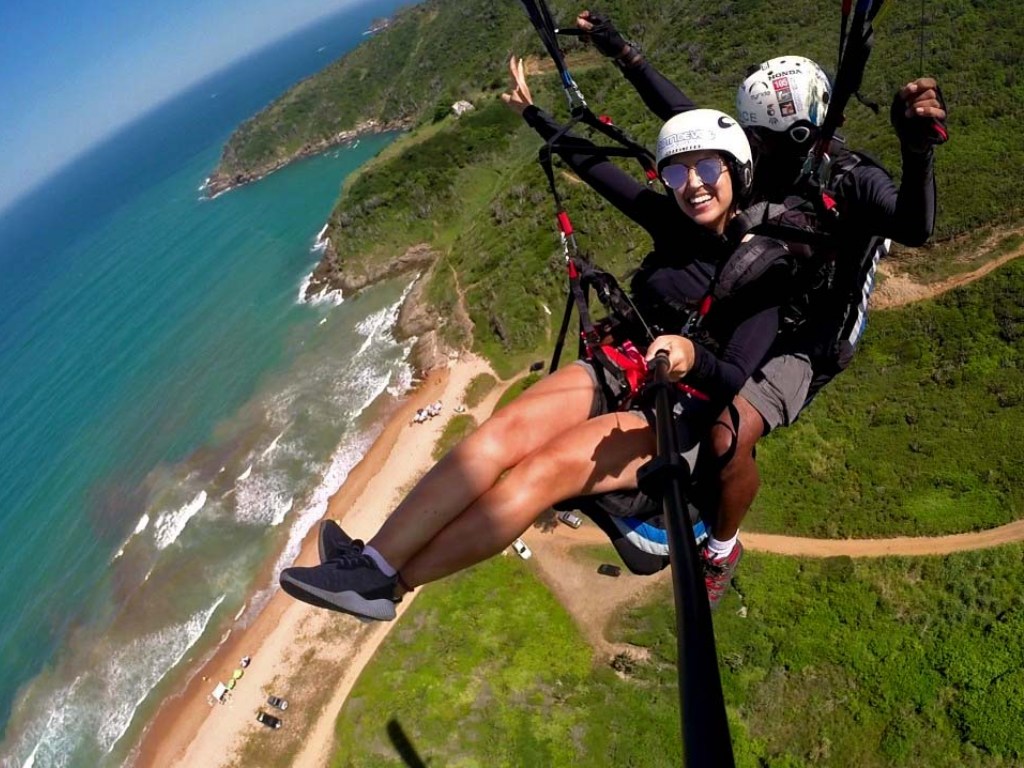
<box><xmin>656</xmin><ymin>108</ymin><xmax>754</xmax><ymax>197</ymax></box>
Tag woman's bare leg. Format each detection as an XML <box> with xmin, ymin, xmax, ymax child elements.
<box><xmin>368</xmin><ymin>364</ymin><xmax>599</xmax><ymax>567</ymax></box>
<box><xmin>399</xmin><ymin>410</ymin><xmax>654</xmax><ymax>587</ymax></box>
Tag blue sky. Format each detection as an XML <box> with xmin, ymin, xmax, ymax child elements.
<box><xmin>0</xmin><ymin>0</ymin><xmax>368</xmax><ymax>212</ymax></box>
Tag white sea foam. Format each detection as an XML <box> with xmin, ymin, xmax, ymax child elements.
<box><xmin>13</xmin><ymin>677</ymin><xmax>84</xmax><ymax>768</ymax></box>
<box><xmin>386</xmin><ymin>361</ymin><xmax>415</xmax><ymax>397</ymax></box>
<box><xmin>9</xmin><ymin>603</ymin><xmax>221</xmax><ymax>763</ymax></box>
<box><xmin>344</xmin><ymin>366</ymin><xmax>394</xmax><ymax>419</ymax></box>
<box><xmin>236</xmin><ymin>464</ymin><xmax>253</xmax><ymax>481</ymax></box>
<box><xmin>234</xmin><ymin>471</ymin><xmax>293</xmax><ymax>527</ymax></box>
<box><xmin>296</xmin><ymin>269</ymin><xmax>343</xmax><ymax>306</ymax></box>
<box><xmin>9</xmin><ymin>589</ymin><xmax>221</xmax><ymax>768</ymax></box>
<box><xmin>306</xmin><ymin>283</ymin><xmax>344</xmax><ymax>307</ymax></box>
<box><xmin>270</xmin><ymin>497</ymin><xmax>293</xmax><ymax>527</ymax></box>
<box><xmin>152</xmin><ymin>491</ymin><xmax>207</xmax><ymax>550</ymax></box>
<box><xmin>97</xmin><ymin>595</ymin><xmax>226</xmax><ymax>753</ymax></box>
<box><xmin>353</xmin><ymin>276</ymin><xmax>418</xmax><ymax>357</ymax></box>
<box><xmin>238</xmin><ymin>429</ymin><xmax>379</xmax><ymax>622</ymax></box>
<box><xmin>261</xmin><ymin>429</ymin><xmax>287</xmax><ymax>460</ymax></box>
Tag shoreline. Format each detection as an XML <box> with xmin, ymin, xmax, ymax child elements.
<box><xmin>132</xmin><ymin>354</ymin><xmax>495</xmax><ymax>767</ymax></box>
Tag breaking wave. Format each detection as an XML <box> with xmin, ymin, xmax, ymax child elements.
<box><xmin>152</xmin><ymin>490</ymin><xmax>207</xmax><ymax>550</ymax></box>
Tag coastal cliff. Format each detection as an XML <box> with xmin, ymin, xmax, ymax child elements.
<box><xmin>306</xmin><ymin>242</ymin><xmax>437</xmax><ymax>300</ymax></box>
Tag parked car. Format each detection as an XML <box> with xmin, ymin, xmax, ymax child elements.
<box><xmin>557</xmin><ymin>510</ymin><xmax>582</xmax><ymax>529</ymax></box>
<box><xmin>597</xmin><ymin>563</ymin><xmax>621</xmax><ymax>578</ymax></box>
<box><xmin>511</xmin><ymin>538</ymin><xmax>532</xmax><ymax>560</ymax></box>
<box><xmin>266</xmin><ymin>695</ymin><xmax>288</xmax><ymax>711</ymax></box>
<box><xmin>256</xmin><ymin>710</ymin><xmax>282</xmax><ymax>729</ymax></box>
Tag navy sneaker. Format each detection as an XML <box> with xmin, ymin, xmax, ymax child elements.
<box><xmin>318</xmin><ymin>519</ymin><xmax>355</xmax><ymax>563</ymax></box>
<box><xmin>700</xmin><ymin>540</ymin><xmax>743</xmax><ymax>611</ymax></box>
<box><xmin>280</xmin><ymin>546</ymin><xmax>399</xmax><ymax>621</ymax></box>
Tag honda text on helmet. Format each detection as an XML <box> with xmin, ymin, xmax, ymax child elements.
<box><xmin>736</xmin><ymin>56</ymin><xmax>832</xmax><ymax>145</ymax></box>
<box><xmin>656</xmin><ymin>109</ymin><xmax>754</xmax><ymax>199</ymax></box>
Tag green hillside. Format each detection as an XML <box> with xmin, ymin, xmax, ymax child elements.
<box><xmin>753</xmin><ymin>258</ymin><xmax>1024</xmax><ymax>538</ymax></box>
<box><xmin>213</xmin><ymin>0</ymin><xmax>1024</xmax><ymax>368</ymax></box>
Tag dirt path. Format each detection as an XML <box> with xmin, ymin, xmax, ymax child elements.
<box><xmin>523</xmin><ymin>521</ymin><xmax>666</xmax><ymax>660</ymax></box>
<box><xmin>528</xmin><ymin>516</ymin><xmax>1024</xmax><ymax>659</ymax></box>
<box><xmin>873</xmin><ymin>225</ymin><xmax>1024</xmax><ymax>308</ymax></box>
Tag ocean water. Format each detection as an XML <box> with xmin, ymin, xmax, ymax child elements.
<box><xmin>0</xmin><ymin>2</ymin><xmax>414</xmax><ymax>765</ymax></box>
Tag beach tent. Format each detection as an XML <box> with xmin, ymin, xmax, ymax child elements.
<box><xmin>211</xmin><ymin>682</ymin><xmax>229</xmax><ymax>703</ymax></box>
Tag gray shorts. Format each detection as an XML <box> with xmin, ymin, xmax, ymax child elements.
<box><xmin>573</xmin><ymin>359</ymin><xmax>627</xmax><ymax>418</ymax></box>
<box><xmin>739</xmin><ymin>353</ymin><xmax>813</xmax><ymax>433</ymax></box>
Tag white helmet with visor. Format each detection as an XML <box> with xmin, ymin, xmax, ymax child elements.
<box><xmin>736</xmin><ymin>56</ymin><xmax>831</xmax><ymax>144</ymax></box>
<box><xmin>655</xmin><ymin>108</ymin><xmax>753</xmax><ymax>197</ymax></box>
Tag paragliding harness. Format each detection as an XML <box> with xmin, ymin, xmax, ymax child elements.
<box><xmin>735</xmin><ymin>148</ymin><xmax>892</xmax><ymax>397</ymax></box>
<box><xmin>517</xmin><ymin>0</ymin><xmax>660</xmax><ymax>408</ymax></box>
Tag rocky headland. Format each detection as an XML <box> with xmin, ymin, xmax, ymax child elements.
<box><xmin>203</xmin><ymin>117</ymin><xmax>411</xmax><ymax>199</ymax></box>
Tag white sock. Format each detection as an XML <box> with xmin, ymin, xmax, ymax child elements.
<box><xmin>707</xmin><ymin>533</ymin><xmax>738</xmax><ymax>561</ymax></box>
<box><xmin>362</xmin><ymin>545</ymin><xmax>396</xmax><ymax>577</ymax></box>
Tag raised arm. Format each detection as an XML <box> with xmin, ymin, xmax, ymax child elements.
<box><xmin>502</xmin><ymin>55</ymin><xmax>667</xmax><ymax>234</ymax></box>
<box><xmin>576</xmin><ymin>10</ymin><xmax>697</xmax><ymax>120</ymax></box>
<box><xmin>840</xmin><ymin>78</ymin><xmax>947</xmax><ymax>246</ymax></box>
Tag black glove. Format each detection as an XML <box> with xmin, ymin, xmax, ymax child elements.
<box><xmin>890</xmin><ymin>84</ymin><xmax>949</xmax><ymax>153</ymax></box>
<box><xmin>584</xmin><ymin>11</ymin><xmax>629</xmax><ymax>59</ymax></box>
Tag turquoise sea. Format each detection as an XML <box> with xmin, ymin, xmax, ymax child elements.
<box><xmin>0</xmin><ymin>3</ymin><xmax>413</xmax><ymax>765</ymax></box>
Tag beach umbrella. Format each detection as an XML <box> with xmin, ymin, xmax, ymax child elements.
<box><xmin>232</xmin><ymin>668</ymin><xmax>244</xmax><ymax>680</ymax></box>
<box><xmin>226</xmin><ymin>679</ymin><xmax>236</xmax><ymax>690</ymax></box>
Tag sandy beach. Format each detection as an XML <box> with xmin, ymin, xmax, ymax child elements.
<box><xmin>132</xmin><ymin>352</ymin><xmax>498</xmax><ymax>768</ymax></box>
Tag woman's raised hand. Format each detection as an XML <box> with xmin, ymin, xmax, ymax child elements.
<box><xmin>645</xmin><ymin>335</ymin><xmax>696</xmax><ymax>381</ymax></box>
<box><xmin>575</xmin><ymin>10</ymin><xmax>629</xmax><ymax>59</ymax></box>
<box><xmin>500</xmin><ymin>55</ymin><xmax>534</xmax><ymax>115</ymax></box>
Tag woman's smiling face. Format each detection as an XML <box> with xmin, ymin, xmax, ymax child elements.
<box><xmin>664</xmin><ymin>150</ymin><xmax>734</xmax><ymax>235</ymax></box>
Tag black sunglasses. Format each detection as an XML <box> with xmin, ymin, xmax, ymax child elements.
<box><xmin>661</xmin><ymin>158</ymin><xmax>726</xmax><ymax>190</ymax></box>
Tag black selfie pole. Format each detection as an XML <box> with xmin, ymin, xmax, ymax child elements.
<box><xmin>642</xmin><ymin>352</ymin><xmax>735</xmax><ymax>768</ymax></box>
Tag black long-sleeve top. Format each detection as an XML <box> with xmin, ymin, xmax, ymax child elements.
<box><xmin>619</xmin><ymin>58</ymin><xmax>937</xmax><ymax>245</ymax></box>
<box><xmin>522</xmin><ymin>105</ymin><xmax>791</xmax><ymax>405</ymax></box>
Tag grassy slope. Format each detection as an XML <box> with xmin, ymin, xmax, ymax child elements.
<box><xmin>752</xmin><ymin>259</ymin><xmax>1024</xmax><ymax>537</ymax></box>
<box><xmin>333</xmin><ymin>546</ymin><xmax>1024</xmax><ymax>767</ymax></box>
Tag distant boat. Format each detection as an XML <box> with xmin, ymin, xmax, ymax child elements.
<box><xmin>316</xmin><ymin>45</ymin><xmax>326</xmax><ymax>52</ymax></box>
